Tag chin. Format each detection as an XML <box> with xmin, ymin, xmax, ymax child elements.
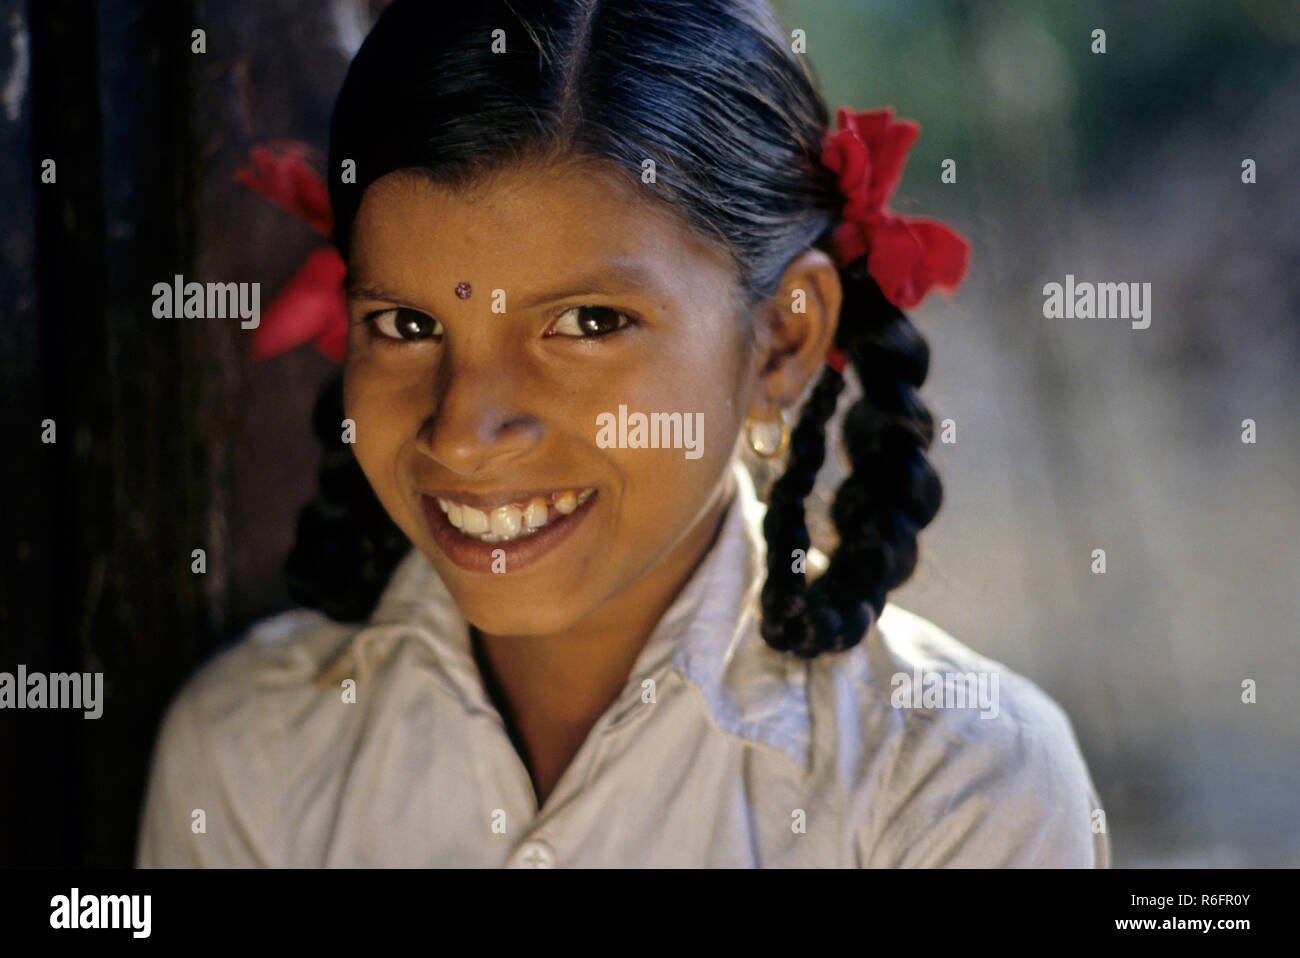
<box><xmin>460</xmin><ymin>600</ymin><xmax>582</xmax><ymax>638</ymax></box>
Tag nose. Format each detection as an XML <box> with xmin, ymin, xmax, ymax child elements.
<box><xmin>415</xmin><ymin>357</ymin><xmax>543</xmax><ymax>475</ymax></box>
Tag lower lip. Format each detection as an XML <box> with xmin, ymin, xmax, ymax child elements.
<box><xmin>422</xmin><ymin>491</ymin><xmax>598</xmax><ymax>574</ymax></box>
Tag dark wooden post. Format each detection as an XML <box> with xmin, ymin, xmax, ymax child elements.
<box><xmin>1</xmin><ymin>0</ymin><xmax>209</xmax><ymax>867</ymax></box>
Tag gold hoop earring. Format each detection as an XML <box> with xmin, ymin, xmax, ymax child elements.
<box><xmin>745</xmin><ymin>412</ymin><xmax>790</xmax><ymax>459</ymax></box>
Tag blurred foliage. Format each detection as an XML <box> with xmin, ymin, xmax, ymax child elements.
<box><xmin>770</xmin><ymin>0</ymin><xmax>1300</xmax><ymax>191</ymax></box>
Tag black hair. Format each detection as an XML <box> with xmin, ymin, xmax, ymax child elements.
<box><xmin>285</xmin><ymin>0</ymin><xmax>943</xmax><ymax>657</ymax></box>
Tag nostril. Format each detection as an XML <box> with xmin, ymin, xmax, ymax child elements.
<box><xmin>499</xmin><ymin>414</ymin><xmax>542</xmax><ymax>435</ymax></box>
<box><xmin>415</xmin><ymin>408</ymin><xmax>544</xmax><ymax>471</ymax></box>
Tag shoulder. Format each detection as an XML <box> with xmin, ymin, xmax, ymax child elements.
<box><xmin>161</xmin><ymin>607</ymin><xmax>355</xmax><ymax>747</ymax></box>
<box><xmin>820</xmin><ymin>604</ymin><xmax>1110</xmax><ymax>867</ymax></box>
<box><xmin>136</xmin><ymin>608</ymin><xmax>355</xmax><ymax>867</ymax></box>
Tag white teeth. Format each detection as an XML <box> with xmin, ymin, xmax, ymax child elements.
<box><xmin>490</xmin><ymin>505</ymin><xmax>522</xmax><ymax>537</ymax></box>
<box><xmin>460</xmin><ymin>505</ymin><xmax>489</xmax><ymax>534</ymax></box>
<box><xmin>439</xmin><ymin>487</ymin><xmax>595</xmax><ymax>542</ymax></box>
<box><xmin>524</xmin><ymin>498</ymin><xmax>548</xmax><ymax>529</ymax></box>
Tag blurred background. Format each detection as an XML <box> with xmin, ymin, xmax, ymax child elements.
<box><xmin>1</xmin><ymin>0</ymin><xmax>1296</xmax><ymax>867</ymax></box>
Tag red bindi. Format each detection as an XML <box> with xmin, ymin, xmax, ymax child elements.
<box><xmin>455</xmin><ymin>282</ymin><xmax>472</xmax><ymax>299</ymax></box>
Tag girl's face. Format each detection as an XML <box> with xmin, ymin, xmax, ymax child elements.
<box><xmin>343</xmin><ymin>160</ymin><xmax>761</xmax><ymax>636</ymax></box>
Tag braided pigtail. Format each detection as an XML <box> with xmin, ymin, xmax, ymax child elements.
<box><xmin>759</xmin><ymin>254</ymin><xmax>943</xmax><ymax>658</ymax></box>
<box><xmin>759</xmin><ymin>365</ymin><xmax>845</xmax><ymax>654</ymax></box>
<box><xmin>284</xmin><ymin>376</ymin><xmax>410</xmax><ymax>622</ymax></box>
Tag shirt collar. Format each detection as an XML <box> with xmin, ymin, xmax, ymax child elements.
<box><xmin>315</xmin><ymin>461</ymin><xmax>815</xmax><ymax>774</ymax></box>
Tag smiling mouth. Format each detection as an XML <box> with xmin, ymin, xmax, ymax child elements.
<box><xmin>432</xmin><ymin>487</ymin><xmax>596</xmax><ymax>543</ymax></box>
<box><xmin>421</xmin><ymin>486</ymin><xmax>599</xmax><ymax>575</ymax></box>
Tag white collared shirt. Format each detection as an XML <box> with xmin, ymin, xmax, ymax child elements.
<box><xmin>137</xmin><ymin>463</ymin><xmax>1110</xmax><ymax>867</ymax></box>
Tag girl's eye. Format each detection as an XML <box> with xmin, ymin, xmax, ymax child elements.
<box><xmin>549</xmin><ymin>305</ymin><xmax>632</xmax><ymax>338</ymax></box>
<box><xmin>367</xmin><ymin>308</ymin><xmax>443</xmax><ymax>341</ymax></box>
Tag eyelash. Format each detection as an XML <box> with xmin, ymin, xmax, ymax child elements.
<box><xmin>359</xmin><ymin>308</ymin><xmax>443</xmax><ymax>343</ymax></box>
<box><xmin>546</xmin><ymin>305</ymin><xmax>635</xmax><ymax>339</ymax></box>
<box><xmin>359</xmin><ymin>305</ymin><xmax>636</xmax><ymax>344</ymax></box>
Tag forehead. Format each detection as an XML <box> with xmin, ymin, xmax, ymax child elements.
<box><xmin>347</xmin><ymin>160</ymin><xmax>738</xmax><ymax>303</ymax></box>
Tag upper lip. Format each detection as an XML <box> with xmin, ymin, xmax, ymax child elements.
<box><xmin>421</xmin><ymin>486</ymin><xmax>593</xmax><ymax>511</ymax></box>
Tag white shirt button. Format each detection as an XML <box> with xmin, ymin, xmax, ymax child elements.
<box><xmin>509</xmin><ymin>839</ymin><xmax>557</xmax><ymax>868</ymax></box>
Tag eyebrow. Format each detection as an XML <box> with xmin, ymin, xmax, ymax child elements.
<box><xmin>344</xmin><ymin>271</ymin><xmax>424</xmax><ymax>308</ymax></box>
<box><xmin>344</xmin><ymin>261</ymin><xmax>663</xmax><ymax>311</ymax></box>
<box><xmin>513</xmin><ymin>263</ymin><xmax>664</xmax><ymax>309</ymax></box>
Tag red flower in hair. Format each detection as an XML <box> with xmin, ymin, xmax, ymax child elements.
<box><xmin>820</xmin><ymin>107</ymin><xmax>970</xmax><ymax>312</ymax></box>
<box><xmin>234</xmin><ymin>140</ymin><xmax>349</xmax><ymax>363</ymax></box>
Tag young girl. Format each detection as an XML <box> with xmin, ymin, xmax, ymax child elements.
<box><xmin>138</xmin><ymin>0</ymin><xmax>1109</xmax><ymax>867</ymax></box>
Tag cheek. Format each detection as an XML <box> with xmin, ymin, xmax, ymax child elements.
<box><xmin>637</xmin><ymin>335</ymin><xmax>746</xmax><ymax>458</ymax></box>
<box><xmin>595</xmin><ymin>346</ymin><xmax>746</xmax><ymax>516</ymax></box>
<box><xmin>343</xmin><ymin>362</ymin><xmax>422</xmax><ymax>496</ymax></box>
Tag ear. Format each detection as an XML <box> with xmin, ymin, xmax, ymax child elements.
<box><xmin>747</xmin><ymin>249</ymin><xmax>842</xmax><ymax>420</ymax></box>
